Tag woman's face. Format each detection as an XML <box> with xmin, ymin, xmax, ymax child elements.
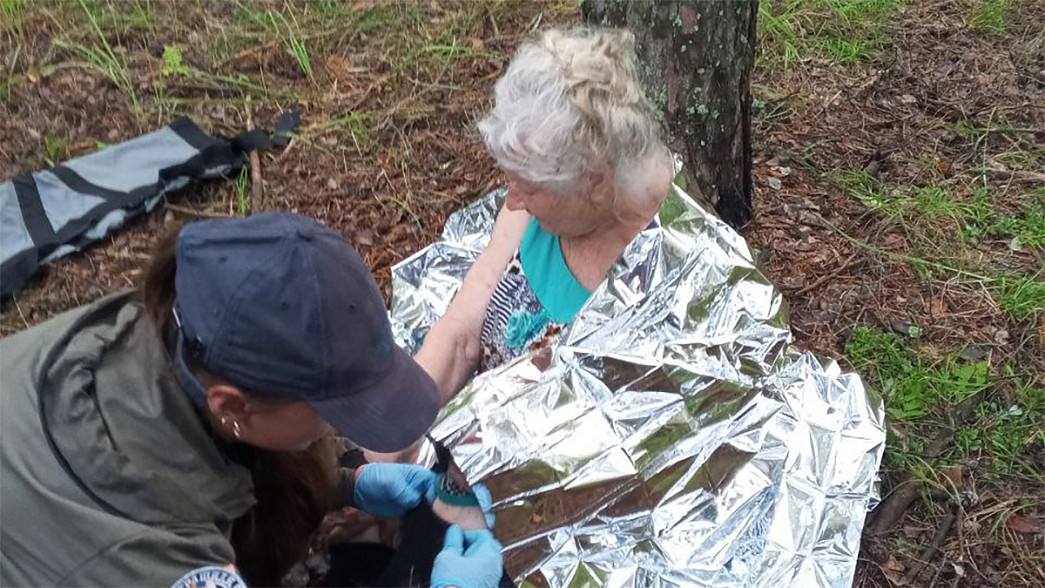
<box><xmin>206</xmin><ymin>384</ymin><xmax>332</xmax><ymax>452</ymax></box>
<box><xmin>504</xmin><ymin>173</ymin><xmax>610</xmax><ymax>237</ymax></box>
<box><xmin>238</xmin><ymin>401</ymin><xmax>333</xmax><ymax>452</ymax></box>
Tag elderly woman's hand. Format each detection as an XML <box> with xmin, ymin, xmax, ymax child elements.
<box><xmin>352</xmin><ymin>463</ymin><xmax>438</xmax><ymax>519</ymax></box>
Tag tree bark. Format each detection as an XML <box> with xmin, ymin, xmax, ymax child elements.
<box><xmin>583</xmin><ymin>0</ymin><xmax>757</xmax><ymax>228</ymax></box>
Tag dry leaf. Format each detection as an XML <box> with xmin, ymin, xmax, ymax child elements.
<box><xmin>883</xmin><ymin>233</ymin><xmax>908</xmax><ymax>251</ymax></box>
<box><xmin>884</xmin><ymin>555</ymin><xmax>905</xmax><ymax>573</ymax></box>
<box><xmin>940</xmin><ymin>466</ymin><xmax>963</xmax><ymax>488</ymax></box>
<box><xmin>355</xmin><ymin>229</ymin><xmax>375</xmax><ymax>247</ymax></box>
<box><xmin>929</xmin><ymin>298</ymin><xmax>948</xmax><ymax>317</ymax></box>
<box><xmin>1008</xmin><ymin>514</ymin><xmax>1037</xmax><ymax>534</ymax></box>
<box><xmin>882</xmin><ymin>555</ymin><xmax>908</xmax><ymax>585</ymax></box>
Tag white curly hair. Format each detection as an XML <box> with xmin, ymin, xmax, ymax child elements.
<box><xmin>478</xmin><ymin>27</ymin><xmax>668</xmax><ymax>200</ymax></box>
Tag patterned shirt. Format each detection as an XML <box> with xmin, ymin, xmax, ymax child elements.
<box><xmin>478</xmin><ymin>219</ymin><xmax>590</xmax><ymax>372</ymax></box>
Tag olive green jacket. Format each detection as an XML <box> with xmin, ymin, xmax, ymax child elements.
<box><xmin>0</xmin><ymin>293</ymin><xmax>256</xmax><ymax>586</ymax></box>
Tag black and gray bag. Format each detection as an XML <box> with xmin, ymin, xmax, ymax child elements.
<box><xmin>0</xmin><ymin>114</ymin><xmax>297</xmax><ymax>299</ymax></box>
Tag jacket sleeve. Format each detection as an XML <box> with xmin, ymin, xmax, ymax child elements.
<box><xmin>61</xmin><ymin>525</ymin><xmax>242</xmax><ymax>587</ymax></box>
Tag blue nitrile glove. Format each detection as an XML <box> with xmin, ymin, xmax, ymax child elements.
<box><xmin>430</xmin><ymin>525</ymin><xmax>504</xmax><ymax>588</ymax></box>
<box><xmin>473</xmin><ymin>484</ymin><xmax>496</xmax><ymax>528</ymax></box>
<box><xmin>353</xmin><ymin>463</ymin><xmax>438</xmax><ymax>519</ymax></box>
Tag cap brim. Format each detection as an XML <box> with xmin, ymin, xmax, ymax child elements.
<box><xmin>309</xmin><ymin>346</ymin><xmax>441</xmax><ymax>453</ymax></box>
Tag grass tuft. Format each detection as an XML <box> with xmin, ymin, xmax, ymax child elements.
<box><xmin>758</xmin><ymin>0</ymin><xmax>904</xmax><ymax>66</ymax></box>
<box><xmin>969</xmin><ymin>0</ymin><xmax>1008</xmax><ymax>35</ymax></box>
<box><xmin>43</xmin><ymin>133</ymin><xmax>68</xmax><ymax>166</ymax></box>
<box><xmin>847</xmin><ymin>327</ymin><xmax>1041</xmax><ymax>481</ymax></box>
<box><xmin>838</xmin><ymin>168</ymin><xmax>909</xmax><ymax>215</ymax></box>
<box><xmin>66</xmin><ymin>0</ymin><xmax>141</xmax><ymax>121</ymax></box>
<box><xmin>0</xmin><ymin>0</ymin><xmax>25</xmax><ymax>22</ymax></box>
<box><xmin>955</xmin><ymin>366</ymin><xmax>1044</xmax><ymax>481</ymax></box>
<box><xmin>269</xmin><ymin>9</ymin><xmax>313</xmax><ymax>81</ymax></box>
<box><xmin>161</xmin><ymin>45</ymin><xmax>190</xmax><ymax>77</ymax></box>
<box><xmin>995</xmin><ymin>275</ymin><xmax>1045</xmax><ymax>322</ymax></box>
<box><xmin>847</xmin><ymin>326</ymin><xmax>990</xmax><ymax>421</ymax></box>
<box><xmin>235</xmin><ymin>166</ymin><xmax>250</xmax><ymax>217</ymax></box>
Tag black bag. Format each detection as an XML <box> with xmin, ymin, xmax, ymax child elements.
<box><xmin>0</xmin><ymin>113</ymin><xmax>298</xmax><ymax>299</ymax></box>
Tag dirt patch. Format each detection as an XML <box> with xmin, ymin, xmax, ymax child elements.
<box><xmin>748</xmin><ymin>1</ymin><xmax>1044</xmax><ymax>585</ymax></box>
<box><xmin>1</xmin><ymin>0</ymin><xmax>573</xmax><ymax>333</ymax></box>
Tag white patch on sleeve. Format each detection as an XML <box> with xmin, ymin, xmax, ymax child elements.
<box><xmin>172</xmin><ymin>564</ymin><xmax>248</xmax><ymax>588</ymax></box>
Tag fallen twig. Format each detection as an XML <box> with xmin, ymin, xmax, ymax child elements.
<box><xmin>868</xmin><ymin>390</ymin><xmax>984</xmax><ymax>534</ymax></box>
<box><xmin>164</xmin><ymin>203</ymin><xmax>229</xmax><ymax>218</ymax></box>
<box><xmin>986</xmin><ymin>169</ymin><xmax>1045</xmax><ymax>184</ymax></box>
<box><xmin>246</xmin><ymin>99</ymin><xmax>263</xmax><ymax>212</ymax></box>
<box><xmin>904</xmin><ymin>508</ymin><xmax>958</xmax><ymax>585</ymax></box>
<box><xmin>793</xmin><ymin>252</ymin><xmax>859</xmax><ymax>296</ymax></box>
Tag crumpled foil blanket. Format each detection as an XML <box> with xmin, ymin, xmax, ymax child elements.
<box><xmin>390</xmin><ymin>185</ymin><xmax>885</xmax><ymax>587</ymax></box>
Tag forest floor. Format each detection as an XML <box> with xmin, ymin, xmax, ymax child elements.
<box><xmin>2</xmin><ymin>1</ymin><xmax>1042</xmax><ymax>586</ymax></box>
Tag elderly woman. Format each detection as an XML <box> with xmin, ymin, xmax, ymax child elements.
<box><xmin>416</xmin><ymin>27</ymin><xmax>674</xmax><ymax>401</ymax></box>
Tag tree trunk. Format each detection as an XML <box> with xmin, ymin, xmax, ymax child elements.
<box><xmin>583</xmin><ymin>0</ymin><xmax>757</xmax><ymax>228</ymax></box>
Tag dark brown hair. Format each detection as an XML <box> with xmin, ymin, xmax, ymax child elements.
<box><xmin>141</xmin><ymin>224</ymin><xmax>337</xmax><ymax>586</ymax></box>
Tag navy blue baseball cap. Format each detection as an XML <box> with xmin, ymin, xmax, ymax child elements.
<box><xmin>170</xmin><ymin>212</ymin><xmax>439</xmax><ymax>453</ymax></box>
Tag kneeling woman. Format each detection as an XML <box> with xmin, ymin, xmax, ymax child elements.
<box><xmin>0</xmin><ymin>213</ymin><xmax>501</xmax><ymax>587</ymax></box>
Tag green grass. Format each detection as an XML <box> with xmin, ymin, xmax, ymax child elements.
<box><xmin>838</xmin><ymin>169</ymin><xmax>909</xmax><ymax>215</ymax></box>
<box><xmin>961</xmin><ymin>188</ymin><xmax>1045</xmax><ymax>249</ymax></box>
<box><xmin>160</xmin><ymin>45</ymin><xmax>190</xmax><ymax>77</ymax></box>
<box><xmin>234</xmin><ymin>0</ymin><xmax>277</xmax><ymax>34</ymax></box>
<box><xmin>0</xmin><ymin>0</ymin><xmax>25</xmax><ymax>22</ymax></box>
<box><xmin>64</xmin><ymin>0</ymin><xmax>141</xmax><ymax>120</ymax></box>
<box><xmin>0</xmin><ymin>77</ymin><xmax>13</xmax><ymax>103</ymax></box>
<box><xmin>352</xmin><ymin>5</ymin><xmax>404</xmax><ymax>35</ymax></box>
<box><xmin>318</xmin><ymin>113</ymin><xmax>372</xmax><ymax>142</ymax></box>
<box><xmin>846</xmin><ymin>327</ymin><xmax>1040</xmax><ymax>481</ymax></box>
<box><xmin>43</xmin><ymin>133</ymin><xmax>68</xmax><ymax>166</ymax></box>
<box><xmin>269</xmin><ymin>9</ymin><xmax>313</xmax><ymax>81</ymax></box>
<box><xmin>72</xmin><ymin>0</ymin><xmax>156</xmax><ymax>37</ymax></box>
<box><xmin>758</xmin><ymin>0</ymin><xmax>904</xmax><ymax>66</ymax></box>
<box><xmin>995</xmin><ymin>275</ymin><xmax>1045</xmax><ymax>321</ymax></box>
<box><xmin>839</xmin><ymin>170</ymin><xmax>1045</xmax><ymax>251</ymax></box>
<box><xmin>954</xmin><ymin>366</ymin><xmax>1044</xmax><ymax>481</ymax></box>
<box><xmin>847</xmin><ymin>327</ymin><xmax>990</xmax><ymax>422</ymax></box>
<box><xmin>969</xmin><ymin>0</ymin><xmax>1008</xmax><ymax>35</ymax></box>
<box><xmin>235</xmin><ymin>166</ymin><xmax>250</xmax><ymax>217</ymax></box>
<box><xmin>838</xmin><ymin>171</ymin><xmax>1044</xmax><ymax>323</ymax></box>
<box><xmin>230</xmin><ymin>3</ymin><xmax>314</xmax><ymax>80</ymax></box>
<box><xmin>158</xmin><ymin>43</ymin><xmax>293</xmax><ymax>102</ymax></box>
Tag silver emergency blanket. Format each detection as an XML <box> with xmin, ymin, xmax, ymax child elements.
<box><xmin>390</xmin><ymin>185</ymin><xmax>885</xmax><ymax>587</ymax></box>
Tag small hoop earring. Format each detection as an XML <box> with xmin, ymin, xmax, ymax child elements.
<box><xmin>232</xmin><ymin>420</ymin><xmax>242</xmax><ymax>439</ymax></box>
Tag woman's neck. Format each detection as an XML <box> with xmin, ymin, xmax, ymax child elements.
<box><xmin>560</xmin><ymin>201</ymin><xmax>661</xmax><ymax>290</ymax></box>
<box><xmin>560</xmin><ymin>167</ymin><xmax>670</xmax><ymax>290</ymax></box>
